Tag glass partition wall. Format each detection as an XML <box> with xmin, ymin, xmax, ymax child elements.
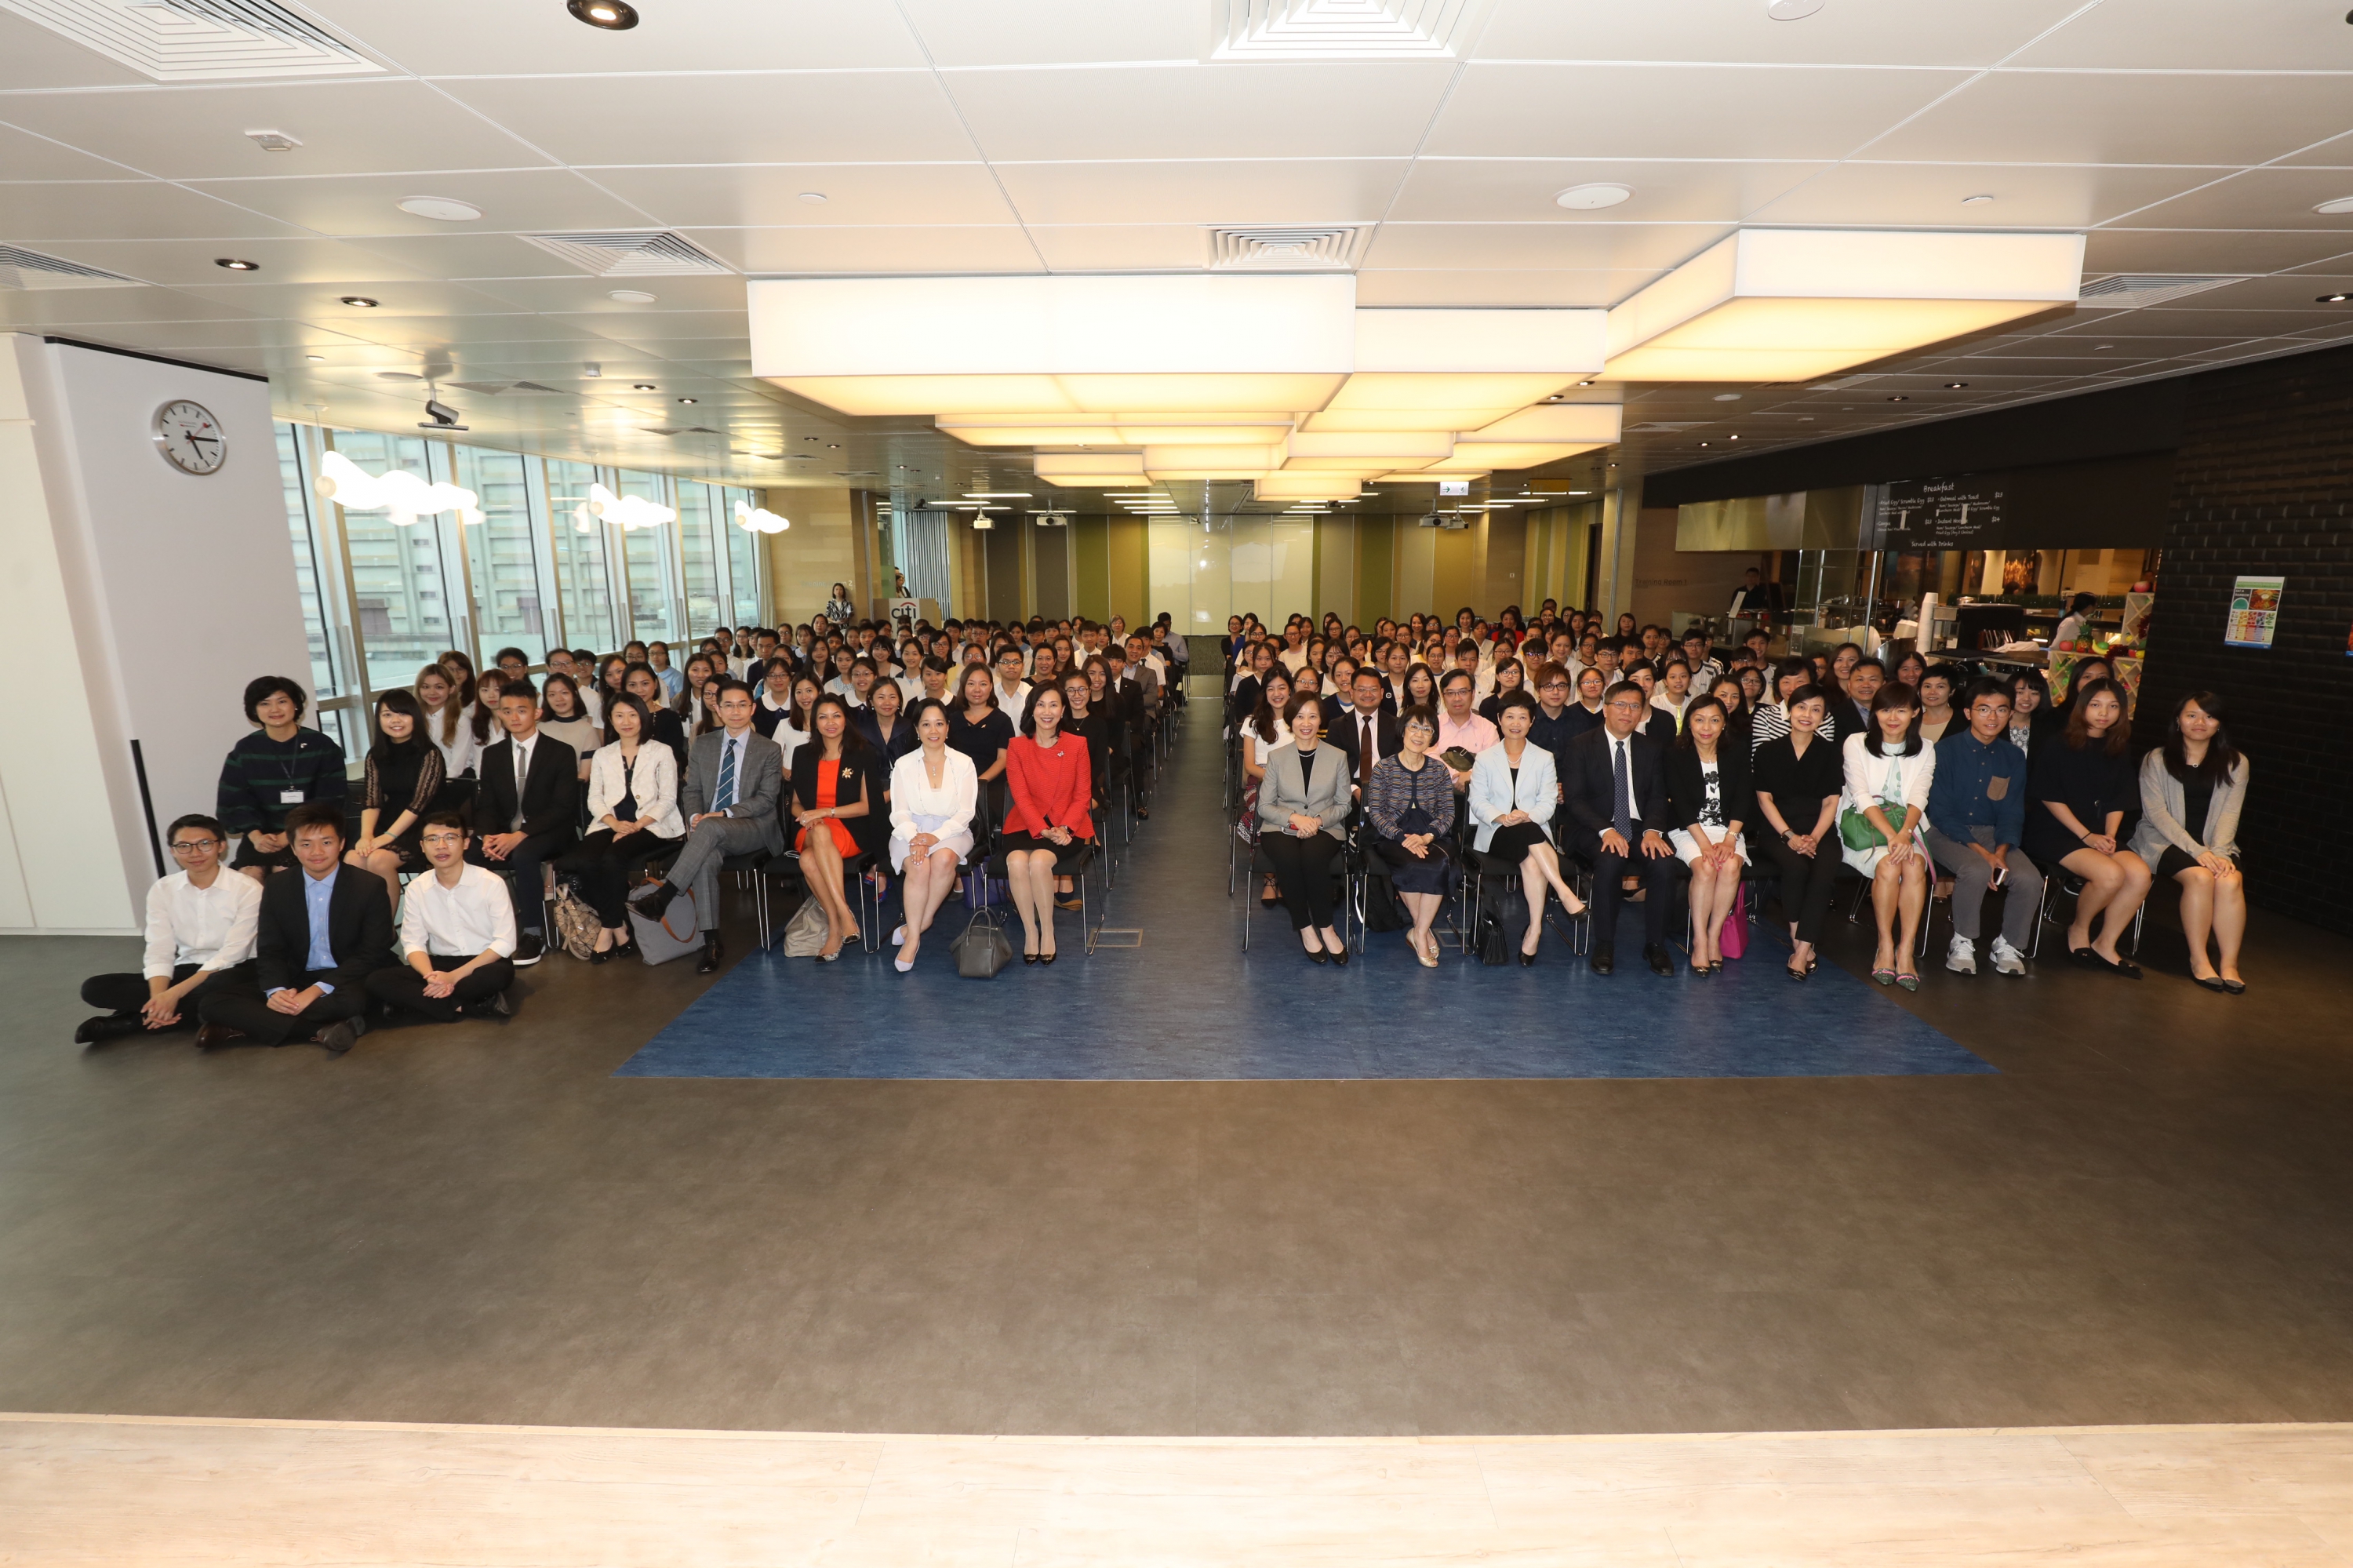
<box><xmin>278</xmin><ymin>421</ymin><xmax>767</xmax><ymax>750</ymax></box>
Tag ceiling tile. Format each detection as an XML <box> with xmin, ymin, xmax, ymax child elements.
<box><xmin>679</xmin><ymin>225</ymin><xmax>1042</xmax><ymax>274</ymax></box>
<box><xmin>169</xmin><ymin>279</ymin><xmax>526</xmax><ymax>318</ymax></box>
<box><xmin>582</xmin><ymin>162</ymin><xmax>1019</xmax><ymax>229</ymax></box>
<box><xmin>1024</xmin><ymin>225</ymin><xmax>1203</xmax><ymax>270</ymax></box>
<box><xmin>0</xmin><ymin>11</ymin><xmax>150</xmax><ymax>90</ymax></box>
<box><xmin>2180</xmin><ymin>274</ymin><xmax>2353</xmax><ymax>308</ymax></box>
<box><xmin>950</xmin><ymin>63</ymin><xmax>1457</xmax><ymax>162</ymax></box>
<box><xmin>2082</xmin><ymin>228</ymin><xmax>2353</xmax><ymax>275</ymax></box>
<box><xmin>339</xmin><ymin>232</ymin><xmax>598</xmax><ymax>280</ymax></box>
<box><xmin>2098</xmin><ymin>166</ymin><xmax>2353</xmax><ymax>231</ymax></box>
<box><xmin>0</xmin><ymin>180</ymin><xmax>304</xmax><ymax>242</ymax></box>
<box><xmin>437</xmin><ymin>73</ymin><xmax>971</xmax><ymax>166</ymax></box>
<box><xmin>1388</xmin><ymin>158</ymin><xmax>1824</xmax><ymax>223</ymax></box>
<box><xmin>897</xmin><ymin>0</ymin><xmax>1201</xmax><ymax>66</ymax></box>
<box><xmin>1427</xmin><ymin>63</ymin><xmax>1964</xmax><ymax>159</ymax></box>
<box><xmin>63</xmin><ymin>318</ymin><xmax>384</xmax><ymax>351</ymax></box>
<box><xmin>559</xmin><ymin>310</ymin><xmax>752</xmax><ymax>344</ymax></box>
<box><xmin>300</xmin><ymin>0</ymin><xmax>927</xmax><ymax>75</ymax></box>
<box><xmin>2060</xmin><ymin>307</ymin><xmax>2353</xmax><ymax>339</ymax></box>
<box><xmin>181</xmin><ymin>169</ymin><xmax>653</xmax><ymax>238</ymax></box>
<box><xmin>1751</xmin><ymin>161</ymin><xmax>2221</xmax><ymax>229</ymax></box>
<box><xmin>1354</xmin><ymin>268</ymin><xmax>1664</xmax><ymax>307</ymax></box>
<box><xmin>26</xmin><ymin>236</ymin><xmax>443</xmax><ymax>288</ymax></box>
<box><xmin>994</xmin><ymin>159</ymin><xmax>1404</xmax><ymax>226</ymax></box>
<box><xmin>0</xmin><ymin>120</ymin><xmax>142</xmax><ymax>179</ymax></box>
<box><xmin>0</xmin><ymin>287</ymin><xmax>263</xmax><ymax>328</ymax></box>
<box><xmin>2008</xmin><ymin>2</ymin><xmax>2353</xmax><ymax>69</ymax></box>
<box><xmin>0</xmin><ymin>80</ymin><xmax>555</xmax><ymax>181</ymax></box>
<box><xmin>1362</xmin><ymin>222</ymin><xmax>1733</xmax><ymax>271</ymax></box>
<box><xmin>1475</xmin><ymin>0</ymin><xmax>2085</xmax><ymax>66</ymax></box>
<box><xmin>1866</xmin><ymin>70</ymin><xmax>2353</xmax><ymax>166</ymax></box>
<box><xmin>460</xmin><ymin>275</ymin><xmax>751</xmax><ymax>313</ymax></box>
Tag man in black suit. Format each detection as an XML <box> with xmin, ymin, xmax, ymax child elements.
<box><xmin>197</xmin><ymin>802</ymin><xmax>391</xmax><ymax>1053</ymax></box>
<box><xmin>1562</xmin><ymin>682</ymin><xmax>1679</xmax><ymax>976</ymax></box>
<box><xmin>1327</xmin><ymin>669</ymin><xmax>1402</xmax><ymax>797</ymax></box>
<box><xmin>465</xmin><ymin>680</ymin><xmax>579</xmax><ymax>966</ymax></box>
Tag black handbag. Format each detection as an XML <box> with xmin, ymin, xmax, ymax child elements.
<box><xmin>953</xmin><ymin>908</ymin><xmax>1015</xmax><ymax>979</ymax></box>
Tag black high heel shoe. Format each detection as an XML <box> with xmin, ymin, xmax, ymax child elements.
<box><xmin>1518</xmin><ymin>948</ymin><xmax>1537</xmax><ymax>967</ymax></box>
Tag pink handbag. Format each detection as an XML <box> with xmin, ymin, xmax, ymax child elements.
<box><xmin>1718</xmin><ymin>883</ymin><xmax>1749</xmax><ymax>959</ymax></box>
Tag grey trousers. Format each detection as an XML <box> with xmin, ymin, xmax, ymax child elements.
<box><xmin>1925</xmin><ymin>823</ymin><xmax>2042</xmax><ymax>947</ymax></box>
<box><xmin>662</xmin><ymin>815</ymin><xmax>776</xmax><ymax>933</ymax></box>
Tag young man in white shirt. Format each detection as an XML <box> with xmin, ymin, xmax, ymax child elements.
<box><xmin>75</xmin><ymin>813</ymin><xmax>263</xmax><ymax>1045</ymax></box>
<box><xmin>993</xmin><ymin>645</ymin><xmax>1033</xmax><ymax>727</ymax></box>
<box><xmin>365</xmin><ymin>813</ymin><xmax>518</xmax><ymax>1024</ymax></box>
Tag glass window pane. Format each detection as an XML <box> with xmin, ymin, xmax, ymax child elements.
<box><xmin>724</xmin><ymin>488</ymin><xmax>762</xmax><ymax>627</ymax></box>
<box><xmin>449</xmin><ymin>445</ymin><xmax>547</xmax><ymax>664</ymax></box>
<box><xmin>275</xmin><ymin>423</ymin><xmax>339</xmax><ymax>697</ymax></box>
<box><xmin>547</xmin><ymin>459</ymin><xmax>616</xmax><ymax>654</ymax></box>
<box><xmin>676</xmin><ymin>482</ymin><xmax>722</xmax><ymax>639</ymax></box>
<box><xmin>330</xmin><ymin>428</ymin><xmax>456</xmax><ymax>692</ymax></box>
<box><xmin>616</xmin><ymin>469</ymin><xmax>678</xmax><ymax>646</ymax></box>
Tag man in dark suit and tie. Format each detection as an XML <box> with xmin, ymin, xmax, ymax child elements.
<box><xmin>630</xmin><ymin>681</ymin><xmax>784</xmax><ymax>973</ymax></box>
<box><xmin>467</xmin><ymin>680</ymin><xmax>579</xmax><ymax>967</ymax></box>
<box><xmin>196</xmin><ymin>802</ymin><xmax>392</xmax><ymax>1053</ymax></box>
<box><xmin>1327</xmin><ymin>669</ymin><xmax>1403</xmax><ymax>796</ymax></box>
<box><xmin>1562</xmin><ymin>681</ymin><xmax>1679</xmax><ymax>977</ymax></box>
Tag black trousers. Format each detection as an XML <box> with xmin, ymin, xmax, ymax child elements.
<box><xmin>364</xmin><ymin>956</ymin><xmax>517</xmax><ymax>1024</ymax></box>
<box><xmin>555</xmin><ymin>828</ymin><xmax>676</xmax><ymax>926</ymax></box>
<box><xmin>81</xmin><ymin>962</ymin><xmax>256</xmax><ymax>1030</ymax></box>
<box><xmin>1758</xmin><ymin>833</ymin><xmax>1842</xmax><ymax>945</ymax></box>
<box><xmin>1577</xmin><ymin>830</ymin><xmax>1677</xmax><ymax>948</ymax></box>
<box><xmin>197</xmin><ymin>967</ymin><xmax>372</xmax><ymax>1046</ymax></box>
<box><xmin>1261</xmin><ymin>831</ymin><xmax>1342</xmax><ymax>931</ymax></box>
<box><xmin>467</xmin><ymin>828</ymin><xmax>575</xmax><ymax>934</ymax></box>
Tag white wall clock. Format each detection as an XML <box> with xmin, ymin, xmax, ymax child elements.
<box><xmin>152</xmin><ymin>399</ymin><xmax>227</xmax><ymax>475</ymax></box>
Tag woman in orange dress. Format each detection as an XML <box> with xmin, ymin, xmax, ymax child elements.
<box><xmin>788</xmin><ymin>695</ymin><xmax>872</xmax><ymax>962</ymax></box>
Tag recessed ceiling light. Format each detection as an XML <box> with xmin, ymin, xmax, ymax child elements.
<box><xmin>1960</xmin><ymin>194</ymin><xmax>1995</xmax><ymax>206</ymax></box>
<box><xmin>1697</xmin><ymin>440</ymin><xmax>1712</xmax><ymax>447</ymax></box>
<box><xmin>798</xmin><ymin>191</ymin><xmax>827</xmax><ymax>204</ymax></box>
<box><xmin>676</xmin><ymin>397</ymin><xmax>697</xmax><ymax>404</ymax></box>
<box><xmin>1555</xmin><ymin>183</ymin><xmax>1631</xmax><ymax>211</ymax></box>
<box><xmin>397</xmin><ymin>195</ymin><xmax>482</xmax><ymax>222</ymax></box>
<box><xmin>2094</xmin><ymin>343</ymin><xmax>2115</xmax><ymax>349</ymax></box>
<box><xmin>1727</xmin><ymin>434</ymin><xmax>1740</xmax><ymax>441</ymax></box>
<box><xmin>305</xmin><ymin>354</ymin><xmax>325</xmax><ymax>362</ymax></box>
<box><xmin>340</xmin><ymin>296</ymin><xmax>378</xmax><ymax>307</ymax></box>
<box><xmin>214</xmin><ymin>257</ymin><xmax>259</xmax><ymax>271</ymax></box>
<box><xmin>1576</xmin><ymin>379</ymin><xmax>1596</xmax><ymax>387</ymax></box>
<box><xmin>609</xmin><ymin>289</ymin><xmax>656</xmax><ymax>304</ymax></box>
<box><xmin>1944</xmin><ymin>381</ymin><xmax>1969</xmax><ymax>388</ymax></box>
<box><xmin>631</xmin><ymin>382</ymin><xmax>657</xmax><ymax>390</ymax></box>
<box><xmin>2318</xmin><ymin>292</ymin><xmax>2352</xmax><ymax>303</ymax></box>
<box><xmin>1711</xmin><ymin>392</ymin><xmax>1740</xmax><ymax>402</ymax></box>
<box><xmin>1887</xmin><ymin>395</ymin><xmax>1909</xmax><ymax>402</ymax></box>
<box><xmin>1766</xmin><ymin>0</ymin><xmax>1824</xmax><ymax>16</ymax></box>
<box><xmin>568</xmin><ymin>0</ymin><xmax>637</xmax><ymax>27</ymax></box>
<box><xmin>2316</xmin><ymin>197</ymin><xmax>2353</xmax><ymax>215</ymax></box>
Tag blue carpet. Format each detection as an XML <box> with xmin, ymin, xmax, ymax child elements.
<box><xmin>615</xmin><ymin>900</ymin><xmax>1992</xmax><ymax>1082</ymax></box>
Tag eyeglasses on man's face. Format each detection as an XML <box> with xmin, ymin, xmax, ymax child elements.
<box><xmin>169</xmin><ymin>839</ymin><xmax>222</xmax><ymax>854</ymax></box>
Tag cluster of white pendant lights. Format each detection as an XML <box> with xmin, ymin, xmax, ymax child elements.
<box><xmin>748</xmin><ymin>228</ymin><xmax>2082</xmax><ymax>500</ymax></box>
<box><xmin>573</xmin><ymin>482</ymin><xmax>675</xmax><ymax>532</ymax></box>
<box><xmin>313</xmin><ymin>450</ymin><xmax>483</xmax><ymax>527</ymax></box>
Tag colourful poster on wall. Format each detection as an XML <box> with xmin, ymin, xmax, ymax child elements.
<box><xmin>2224</xmin><ymin>575</ymin><xmax>2283</xmax><ymax>649</ymax></box>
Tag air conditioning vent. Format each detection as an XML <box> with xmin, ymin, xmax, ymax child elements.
<box><xmin>1213</xmin><ymin>0</ymin><xmax>1493</xmax><ymax>59</ymax></box>
<box><xmin>445</xmin><ymin>380</ymin><xmax>567</xmax><ymax>396</ymax></box>
<box><xmin>639</xmin><ymin>426</ymin><xmax>725</xmax><ymax>437</ymax></box>
<box><xmin>0</xmin><ymin>0</ymin><xmax>383</xmax><ymax>81</ymax></box>
<box><xmin>518</xmin><ymin>231</ymin><xmax>733</xmax><ymax>277</ymax></box>
<box><xmin>2076</xmin><ymin>275</ymin><xmax>2242</xmax><ymax>310</ymax></box>
<box><xmin>0</xmin><ymin>244</ymin><xmax>140</xmax><ymax>290</ymax></box>
<box><xmin>1626</xmin><ymin>420</ymin><xmax>1704</xmax><ymax>432</ymax></box>
<box><xmin>1208</xmin><ymin>225</ymin><xmax>1369</xmax><ymax>270</ymax></box>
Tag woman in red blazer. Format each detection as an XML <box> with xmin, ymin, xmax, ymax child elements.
<box><xmin>1002</xmin><ymin>684</ymin><xmax>1093</xmax><ymax>964</ymax></box>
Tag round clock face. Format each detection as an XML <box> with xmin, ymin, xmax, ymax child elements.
<box><xmin>152</xmin><ymin>400</ymin><xmax>227</xmax><ymax>475</ymax></box>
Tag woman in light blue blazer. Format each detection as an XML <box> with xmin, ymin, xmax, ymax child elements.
<box><xmin>1469</xmin><ymin>690</ymin><xmax>1587</xmax><ymax>964</ymax></box>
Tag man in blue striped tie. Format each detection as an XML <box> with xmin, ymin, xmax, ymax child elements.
<box><xmin>629</xmin><ymin>682</ymin><xmax>784</xmax><ymax>973</ymax></box>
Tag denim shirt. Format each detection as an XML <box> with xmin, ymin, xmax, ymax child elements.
<box><xmin>1929</xmin><ymin>729</ymin><xmax>2027</xmax><ymax>846</ymax></box>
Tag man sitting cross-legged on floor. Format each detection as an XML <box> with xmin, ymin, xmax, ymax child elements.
<box><xmin>195</xmin><ymin>802</ymin><xmax>391</xmax><ymax>1055</ymax></box>
<box><xmin>365</xmin><ymin>813</ymin><xmax>518</xmax><ymax>1024</ymax></box>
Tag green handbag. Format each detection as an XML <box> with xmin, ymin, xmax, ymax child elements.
<box><xmin>1837</xmin><ymin>755</ymin><xmax>1906</xmax><ymax>852</ymax></box>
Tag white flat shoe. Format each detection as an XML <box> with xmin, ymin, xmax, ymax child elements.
<box><xmin>891</xmin><ymin>926</ymin><xmax>906</xmax><ymax>948</ymax></box>
<box><xmin>893</xmin><ymin>955</ymin><xmax>914</xmax><ymax>973</ymax></box>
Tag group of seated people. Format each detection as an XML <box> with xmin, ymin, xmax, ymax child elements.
<box><xmin>1224</xmin><ymin>601</ymin><xmax>2250</xmax><ymax>993</ymax></box>
<box><xmin>72</xmin><ymin>611</ymin><xmax>1185</xmax><ymax>1049</ymax></box>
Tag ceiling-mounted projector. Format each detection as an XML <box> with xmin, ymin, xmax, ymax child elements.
<box><xmin>1030</xmin><ymin>510</ymin><xmax>1071</xmax><ymax>527</ymax></box>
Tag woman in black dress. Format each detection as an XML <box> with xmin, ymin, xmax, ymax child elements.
<box><xmin>347</xmin><ymin>688</ymin><xmax>445</xmax><ymax>914</ymax></box>
<box><xmin>2024</xmin><ymin>676</ymin><xmax>2151</xmax><ymax>976</ymax></box>
<box><xmin>1751</xmin><ymin>685</ymin><xmax>1842</xmax><ymax>980</ymax></box>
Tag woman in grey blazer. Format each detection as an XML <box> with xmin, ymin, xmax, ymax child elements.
<box><xmin>1256</xmin><ymin>693</ymin><xmax>1355</xmax><ymax>964</ymax></box>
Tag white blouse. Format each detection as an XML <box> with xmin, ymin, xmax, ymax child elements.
<box><xmin>1840</xmin><ymin>731</ymin><xmax>1936</xmax><ymax>817</ymax></box>
<box><xmin>424</xmin><ymin>716</ymin><xmax>478</xmax><ymax>779</ymax></box>
<box><xmin>888</xmin><ymin>745</ymin><xmax>978</xmax><ymax>842</ymax></box>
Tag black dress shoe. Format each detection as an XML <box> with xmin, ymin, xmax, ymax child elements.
<box><xmin>75</xmin><ymin>1014</ymin><xmax>144</xmax><ymax>1046</ymax></box>
<box><xmin>696</xmin><ymin>936</ymin><xmax>725</xmax><ymax>975</ymax></box>
<box><xmin>2220</xmin><ymin>977</ymin><xmax>2246</xmax><ymax>995</ymax></box>
<box><xmin>313</xmin><ymin>1017</ymin><xmax>366</xmax><ymax>1056</ymax></box>
<box><xmin>195</xmin><ymin>1023</ymin><xmax>242</xmax><ymax>1050</ymax></box>
<box><xmin>479</xmin><ymin>988</ymin><xmax>514</xmax><ymax>1019</ymax></box>
<box><xmin>1307</xmin><ymin>947</ymin><xmax>1329</xmax><ymax>964</ymax></box>
<box><xmin>511</xmin><ymin>933</ymin><xmax>546</xmax><ymax>968</ymax></box>
<box><xmin>1590</xmin><ymin>946</ymin><xmax>1615</xmax><ymax>976</ymax></box>
<box><xmin>1518</xmin><ymin>948</ymin><xmax>1537</xmax><ymax>967</ymax></box>
<box><xmin>631</xmin><ymin>881</ymin><xmax>678</xmax><ymax>922</ymax></box>
<box><xmin>2191</xmin><ymin>973</ymin><xmax>2230</xmax><ymax>994</ymax></box>
<box><xmin>1644</xmin><ymin>943</ymin><xmax>1675</xmax><ymax>977</ymax></box>
<box><xmin>1328</xmin><ymin>943</ymin><xmax>1347</xmax><ymax>968</ymax></box>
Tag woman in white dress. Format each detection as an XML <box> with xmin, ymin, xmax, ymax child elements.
<box><xmin>886</xmin><ymin>698</ymin><xmax>977</xmax><ymax>973</ymax></box>
<box><xmin>1842</xmin><ymin>682</ymin><xmax>1937</xmax><ymax>991</ymax></box>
